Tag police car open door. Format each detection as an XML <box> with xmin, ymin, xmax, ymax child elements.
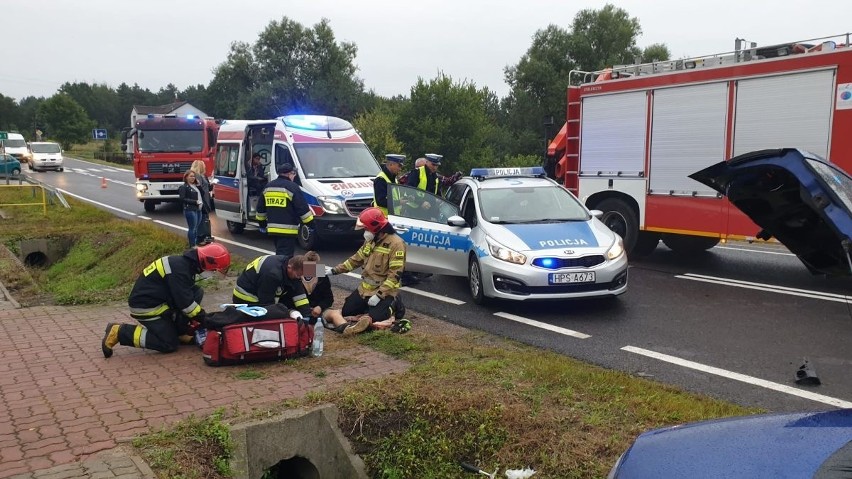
<box><xmin>387</xmin><ymin>184</ymin><xmax>470</xmax><ymax>276</ymax></box>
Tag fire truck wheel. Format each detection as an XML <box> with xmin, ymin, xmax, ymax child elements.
<box><xmin>468</xmin><ymin>255</ymin><xmax>488</xmax><ymax>305</ymax></box>
<box><xmin>631</xmin><ymin>231</ymin><xmax>661</xmax><ymax>258</ymax></box>
<box><xmin>661</xmin><ymin>234</ymin><xmax>720</xmax><ymax>254</ymax></box>
<box><xmin>143</xmin><ymin>201</ymin><xmax>156</xmax><ymax>213</ymax></box>
<box><xmin>226</xmin><ymin>221</ymin><xmax>245</xmax><ymax>234</ymax></box>
<box><xmin>597</xmin><ymin>198</ymin><xmax>639</xmax><ymax>254</ymax></box>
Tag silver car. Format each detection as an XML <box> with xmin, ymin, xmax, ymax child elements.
<box><xmin>387</xmin><ymin>167</ymin><xmax>628</xmax><ymax>303</ymax></box>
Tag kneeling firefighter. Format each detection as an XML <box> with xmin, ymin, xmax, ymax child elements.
<box><xmin>101</xmin><ymin>242</ymin><xmax>231</xmax><ymax>357</ymax></box>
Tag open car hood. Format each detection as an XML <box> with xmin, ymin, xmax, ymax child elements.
<box><xmin>690</xmin><ymin>149</ymin><xmax>852</xmax><ymax>276</ymax></box>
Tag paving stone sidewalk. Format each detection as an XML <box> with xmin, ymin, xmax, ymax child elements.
<box><xmin>0</xmin><ymin>285</ymin><xmax>410</xmax><ymax>478</ymax></box>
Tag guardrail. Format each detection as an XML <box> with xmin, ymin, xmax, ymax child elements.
<box><xmin>0</xmin><ymin>174</ymin><xmax>69</xmax><ymax>215</ymax></box>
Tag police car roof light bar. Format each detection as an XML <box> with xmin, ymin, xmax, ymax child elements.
<box><xmin>470</xmin><ymin>166</ymin><xmax>547</xmax><ymax>180</ymax></box>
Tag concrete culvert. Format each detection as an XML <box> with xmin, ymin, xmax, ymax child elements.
<box><xmin>263</xmin><ymin>456</ymin><xmax>319</xmax><ymax>479</ymax></box>
<box><xmin>24</xmin><ymin>251</ymin><xmax>48</xmax><ymax>268</ymax></box>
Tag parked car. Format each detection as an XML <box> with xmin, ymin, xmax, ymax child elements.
<box><xmin>386</xmin><ymin>166</ymin><xmax>628</xmax><ymax>303</ymax></box>
<box><xmin>27</xmin><ymin>141</ymin><xmax>64</xmax><ymax>172</ymax></box>
<box><xmin>0</xmin><ymin>154</ymin><xmax>22</xmax><ymax>177</ymax></box>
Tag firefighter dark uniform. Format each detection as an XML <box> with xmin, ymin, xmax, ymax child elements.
<box><xmin>101</xmin><ymin>243</ymin><xmax>231</xmax><ymax>357</ymax></box>
<box><xmin>373</xmin><ymin>154</ymin><xmax>405</xmax><ymax>216</ymax></box>
<box><xmin>232</xmin><ymin>255</ymin><xmax>312</xmax><ymax>317</ymax></box>
<box><xmin>256</xmin><ymin>164</ymin><xmax>314</xmax><ymax>258</ymax></box>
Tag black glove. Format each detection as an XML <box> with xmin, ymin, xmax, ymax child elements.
<box><xmin>195</xmin><ymin>309</ymin><xmax>208</xmax><ymax>328</ymax></box>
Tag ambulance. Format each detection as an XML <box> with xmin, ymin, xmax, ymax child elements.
<box><xmin>212</xmin><ymin>115</ymin><xmax>380</xmax><ymax>249</ymax></box>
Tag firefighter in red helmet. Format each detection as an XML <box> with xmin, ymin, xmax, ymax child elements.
<box><xmin>101</xmin><ymin>242</ymin><xmax>231</xmax><ymax>357</ymax></box>
<box><xmin>323</xmin><ymin>207</ymin><xmax>407</xmax><ymax>334</ymax></box>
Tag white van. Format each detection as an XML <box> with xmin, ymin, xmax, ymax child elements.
<box><xmin>1</xmin><ymin>133</ymin><xmax>30</xmax><ymax>164</ymax></box>
<box><xmin>28</xmin><ymin>142</ymin><xmax>64</xmax><ymax>172</ymax></box>
<box><xmin>212</xmin><ymin>115</ymin><xmax>380</xmax><ymax>249</ymax></box>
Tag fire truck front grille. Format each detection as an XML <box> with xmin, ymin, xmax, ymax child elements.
<box><xmin>345</xmin><ymin>198</ymin><xmax>374</xmax><ymax>217</ymax></box>
<box><xmin>148</xmin><ymin>162</ymin><xmax>191</xmax><ymax>174</ymax></box>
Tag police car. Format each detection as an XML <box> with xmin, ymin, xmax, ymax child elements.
<box><xmin>386</xmin><ymin>167</ymin><xmax>628</xmax><ymax>303</ymax></box>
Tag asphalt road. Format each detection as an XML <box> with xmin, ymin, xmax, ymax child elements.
<box><xmin>32</xmin><ymin>157</ymin><xmax>852</xmax><ymax>414</ymax></box>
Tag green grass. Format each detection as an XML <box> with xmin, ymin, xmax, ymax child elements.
<box><xmin>65</xmin><ymin>141</ymin><xmax>132</xmax><ymax>169</ymax></box>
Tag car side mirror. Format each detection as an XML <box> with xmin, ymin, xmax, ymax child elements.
<box><xmin>447</xmin><ymin>215</ymin><xmax>468</xmax><ymax>227</ymax></box>
<box><xmin>590</xmin><ymin>209</ymin><xmax>604</xmax><ymax>219</ymax></box>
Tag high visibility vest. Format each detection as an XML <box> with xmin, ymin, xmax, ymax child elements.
<box><xmin>373</xmin><ymin>171</ymin><xmax>399</xmax><ymax>216</ymax></box>
<box><xmin>418</xmin><ymin>167</ymin><xmax>439</xmax><ymax>195</ymax></box>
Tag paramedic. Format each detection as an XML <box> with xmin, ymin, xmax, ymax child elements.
<box><xmin>324</xmin><ymin>207</ymin><xmax>407</xmax><ymax>335</ymax></box>
<box><xmin>101</xmin><ymin>242</ymin><xmax>231</xmax><ymax>357</ymax></box>
<box><xmin>232</xmin><ymin>254</ymin><xmax>312</xmax><ymax>319</ymax></box>
<box><xmin>257</xmin><ymin>163</ymin><xmax>314</xmax><ymax>258</ymax></box>
<box><xmin>373</xmin><ymin>153</ymin><xmax>405</xmax><ymax>216</ymax></box>
<box><xmin>246</xmin><ymin>153</ymin><xmax>267</xmax><ymax>196</ymax></box>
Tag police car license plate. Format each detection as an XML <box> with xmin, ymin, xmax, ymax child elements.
<box><xmin>549</xmin><ymin>272</ymin><xmax>595</xmax><ymax>284</ymax></box>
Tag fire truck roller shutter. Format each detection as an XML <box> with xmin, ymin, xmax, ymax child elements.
<box><xmin>733</xmin><ymin>69</ymin><xmax>834</xmax><ymax>158</ymax></box>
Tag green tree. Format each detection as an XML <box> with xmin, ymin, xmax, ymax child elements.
<box><xmin>60</xmin><ymin>82</ymin><xmax>120</xmax><ymax>133</ymax></box>
<box><xmin>568</xmin><ymin>4</ymin><xmax>643</xmax><ymax>71</ymax></box>
<box><xmin>0</xmin><ymin>94</ymin><xmax>20</xmax><ymax>132</ymax></box>
<box><xmin>208</xmin><ymin>17</ymin><xmax>366</xmax><ymax>119</ymax></box>
<box><xmin>352</xmin><ymin>103</ymin><xmax>405</xmax><ymax>160</ymax></box>
<box><xmin>396</xmin><ymin>75</ymin><xmax>496</xmax><ymax>174</ymax></box>
<box><xmin>38</xmin><ymin>94</ymin><xmax>96</xmax><ymax>149</ymax></box>
<box><xmin>18</xmin><ymin>96</ymin><xmax>46</xmax><ymax>140</ymax></box>
<box><xmin>642</xmin><ymin>43</ymin><xmax>672</xmax><ymax>63</ymax></box>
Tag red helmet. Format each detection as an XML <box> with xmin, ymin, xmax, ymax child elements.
<box><xmin>356</xmin><ymin>207</ymin><xmax>389</xmax><ymax>233</ymax></box>
<box><xmin>196</xmin><ymin>242</ymin><xmax>231</xmax><ymax>273</ymax></box>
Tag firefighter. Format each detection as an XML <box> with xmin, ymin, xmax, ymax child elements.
<box><xmin>256</xmin><ymin>163</ymin><xmax>314</xmax><ymax>258</ymax></box>
<box><xmin>324</xmin><ymin>207</ymin><xmax>407</xmax><ymax>335</ymax></box>
<box><xmin>373</xmin><ymin>153</ymin><xmax>405</xmax><ymax>216</ymax></box>
<box><xmin>232</xmin><ymin>254</ymin><xmax>312</xmax><ymax>319</ymax></box>
<box><xmin>101</xmin><ymin>242</ymin><xmax>231</xmax><ymax>357</ymax></box>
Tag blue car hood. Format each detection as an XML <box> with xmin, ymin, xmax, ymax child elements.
<box><xmin>614</xmin><ymin>409</ymin><xmax>852</xmax><ymax>479</ymax></box>
<box><xmin>690</xmin><ymin>148</ymin><xmax>852</xmax><ymax>276</ymax></box>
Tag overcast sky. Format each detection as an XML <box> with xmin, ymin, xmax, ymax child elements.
<box><xmin>4</xmin><ymin>1</ymin><xmax>852</xmax><ymax>103</ymax></box>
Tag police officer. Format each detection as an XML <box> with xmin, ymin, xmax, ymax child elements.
<box><xmin>373</xmin><ymin>154</ymin><xmax>405</xmax><ymax>216</ymax></box>
<box><xmin>257</xmin><ymin>163</ymin><xmax>314</xmax><ymax>258</ymax></box>
<box><xmin>232</xmin><ymin>254</ymin><xmax>312</xmax><ymax>319</ymax></box>
<box><xmin>405</xmin><ymin>153</ymin><xmax>443</xmax><ymax>215</ymax></box>
<box><xmin>101</xmin><ymin>242</ymin><xmax>231</xmax><ymax>357</ymax></box>
<box><xmin>324</xmin><ymin>207</ymin><xmax>406</xmax><ymax>335</ymax></box>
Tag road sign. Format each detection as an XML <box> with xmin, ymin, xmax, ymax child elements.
<box><xmin>0</xmin><ymin>132</ymin><xmax>7</xmax><ymax>141</ymax></box>
<box><xmin>92</xmin><ymin>129</ymin><xmax>108</xmax><ymax>140</ymax></box>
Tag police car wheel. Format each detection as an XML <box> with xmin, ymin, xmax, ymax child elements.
<box><xmin>468</xmin><ymin>256</ymin><xmax>487</xmax><ymax>304</ymax></box>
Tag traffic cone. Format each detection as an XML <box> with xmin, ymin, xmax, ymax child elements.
<box><xmin>101</xmin><ymin>177</ymin><xmax>107</xmax><ymax>188</ymax></box>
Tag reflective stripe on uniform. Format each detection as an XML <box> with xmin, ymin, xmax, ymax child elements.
<box><xmin>361</xmin><ymin>282</ymin><xmax>378</xmax><ymax>291</ymax></box>
<box><xmin>389</xmin><ymin>260</ymin><xmax>404</xmax><ymax>268</ymax></box>
<box><xmin>233</xmin><ymin>285</ymin><xmax>259</xmax><ymax>303</ymax></box>
<box><xmin>267</xmin><ymin>224</ymin><xmax>299</xmax><ymax>234</ymax></box>
<box><xmin>361</xmin><ymin>277</ymin><xmax>382</xmax><ymax>287</ymax></box>
<box><xmin>183</xmin><ymin>302</ymin><xmax>202</xmax><ymax>317</ymax></box>
<box><xmin>264</xmin><ymin>188</ymin><xmax>294</xmax><ymax>207</ymax></box>
<box><xmin>142</xmin><ymin>257</ymin><xmax>171</xmax><ymax>278</ymax></box>
<box><xmin>133</xmin><ymin>325</ymin><xmax>144</xmax><ymax>348</ymax></box>
<box><xmin>300</xmin><ymin>211</ymin><xmax>314</xmax><ymax>223</ymax></box>
<box><xmin>246</xmin><ymin>255</ymin><xmax>269</xmax><ymax>273</ymax></box>
<box><xmin>293</xmin><ymin>293</ymin><xmax>309</xmax><ymax>308</ymax></box>
<box><xmin>129</xmin><ymin>303</ymin><xmax>170</xmax><ymax>317</ymax></box>
<box><xmin>374</xmin><ymin>246</ymin><xmax>390</xmax><ymax>254</ymax></box>
<box><xmin>382</xmin><ymin>278</ymin><xmax>400</xmax><ymax>289</ymax></box>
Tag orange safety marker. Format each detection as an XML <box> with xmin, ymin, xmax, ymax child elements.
<box><xmin>101</xmin><ymin>177</ymin><xmax>107</xmax><ymax>188</ymax></box>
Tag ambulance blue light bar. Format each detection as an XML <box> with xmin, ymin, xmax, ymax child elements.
<box><xmin>282</xmin><ymin>115</ymin><xmax>354</xmax><ymax>132</ymax></box>
<box><xmin>470</xmin><ymin>166</ymin><xmax>546</xmax><ymax>179</ymax></box>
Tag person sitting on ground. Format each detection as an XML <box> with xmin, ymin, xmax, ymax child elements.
<box><xmin>101</xmin><ymin>243</ymin><xmax>231</xmax><ymax>357</ymax></box>
<box><xmin>232</xmin><ymin>254</ymin><xmax>313</xmax><ymax>320</ymax></box>
<box><xmin>324</xmin><ymin>207</ymin><xmax>408</xmax><ymax>335</ymax></box>
<box><xmin>301</xmin><ymin>251</ymin><xmax>334</xmax><ymax>325</ymax></box>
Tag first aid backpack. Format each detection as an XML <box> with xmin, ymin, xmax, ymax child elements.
<box><xmin>201</xmin><ymin>303</ymin><xmax>314</xmax><ymax>367</ymax></box>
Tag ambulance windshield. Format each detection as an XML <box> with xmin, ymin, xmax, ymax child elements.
<box><xmin>294</xmin><ymin>143</ymin><xmax>379</xmax><ymax>179</ymax></box>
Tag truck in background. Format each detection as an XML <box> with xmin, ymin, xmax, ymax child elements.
<box><xmin>121</xmin><ymin>115</ymin><xmax>219</xmax><ymax>212</ymax></box>
<box><xmin>547</xmin><ymin>33</ymin><xmax>852</xmax><ymax>257</ymax></box>
<box><xmin>212</xmin><ymin>115</ymin><xmax>380</xmax><ymax>249</ymax></box>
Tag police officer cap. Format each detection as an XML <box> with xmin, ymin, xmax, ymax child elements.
<box><xmin>277</xmin><ymin>163</ymin><xmax>295</xmax><ymax>174</ymax></box>
<box><xmin>425</xmin><ymin>153</ymin><xmax>443</xmax><ymax>164</ymax></box>
<box><xmin>385</xmin><ymin>154</ymin><xmax>405</xmax><ymax>164</ymax></box>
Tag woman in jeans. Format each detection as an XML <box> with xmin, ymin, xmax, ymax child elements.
<box><xmin>178</xmin><ymin>171</ymin><xmax>203</xmax><ymax>248</ymax></box>
<box><xmin>190</xmin><ymin>160</ymin><xmax>213</xmax><ymax>245</ymax></box>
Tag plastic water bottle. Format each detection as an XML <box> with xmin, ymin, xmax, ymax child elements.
<box><xmin>311</xmin><ymin>322</ymin><xmax>324</xmax><ymax>357</ymax></box>
<box><xmin>194</xmin><ymin>328</ymin><xmax>207</xmax><ymax>348</ymax></box>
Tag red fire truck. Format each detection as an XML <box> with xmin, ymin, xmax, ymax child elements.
<box><xmin>121</xmin><ymin>115</ymin><xmax>219</xmax><ymax>212</ymax></box>
<box><xmin>547</xmin><ymin>33</ymin><xmax>852</xmax><ymax>256</ymax></box>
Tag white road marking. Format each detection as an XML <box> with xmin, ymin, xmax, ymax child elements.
<box><xmin>676</xmin><ymin>273</ymin><xmax>850</xmax><ymax>303</ymax></box>
<box><xmin>56</xmin><ymin>188</ymin><xmax>138</xmax><ymax>216</ymax></box>
<box><xmin>494</xmin><ymin>312</ymin><xmax>590</xmax><ymax>339</ymax></box>
<box><xmin>622</xmin><ymin>346</ymin><xmax>852</xmax><ymax>409</ymax></box>
<box><xmin>715</xmin><ymin>245</ymin><xmax>796</xmax><ymax>257</ymax></box>
<box><xmin>138</xmin><ymin>215</ymin><xmax>151</xmax><ymax>220</ymax></box>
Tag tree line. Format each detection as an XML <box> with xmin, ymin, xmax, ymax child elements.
<box><xmin>0</xmin><ymin>4</ymin><xmax>668</xmax><ymax>175</ymax></box>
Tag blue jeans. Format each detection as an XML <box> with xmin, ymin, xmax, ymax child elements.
<box><xmin>184</xmin><ymin>209</ymin><xmax>201</xmax><ymax>248</ymax></box>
